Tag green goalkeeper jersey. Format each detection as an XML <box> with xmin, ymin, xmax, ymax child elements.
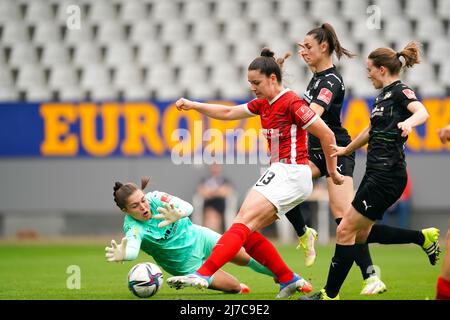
<box><xmin>122</xmin><ymin>191</ymin><xmax>202</xmax><ymax>275</ymax></box>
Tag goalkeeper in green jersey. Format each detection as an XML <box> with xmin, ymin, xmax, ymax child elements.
<box><xmin>106</xmin><ymin>176</ymin><xmax>274</xmax><ymax>294</ymax></box>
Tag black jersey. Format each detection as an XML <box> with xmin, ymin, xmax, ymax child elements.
<box><xmin>367</xmin><ymin>80</ymin><xmax>416</xmax><ymax>171</ymax></box>
<box><xmin>303</xmin><ymin>66</ymin><xmax>351</xmax><ymax>150</ymax></box>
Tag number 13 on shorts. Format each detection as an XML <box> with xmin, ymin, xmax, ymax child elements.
<box><xmin>256</xmin><ymin>171</ymin><xmax>276</xmax><ymax>186</ymax></box>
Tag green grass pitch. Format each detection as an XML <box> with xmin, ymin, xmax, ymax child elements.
<box><xmin>0</xmin><ymin>242</ymin><xmax>442</xmax><ymax>300</ymax></box>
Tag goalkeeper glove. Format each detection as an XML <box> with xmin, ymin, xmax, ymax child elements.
<box><xmin>154</xmin><ymin>203</ymin><xmax>188</xmax><ymax>228</ymax></box>
<box><xmin>105</xmin><ymin>237</ymin><xmax>127</xmax><ymax>262</ymax></box>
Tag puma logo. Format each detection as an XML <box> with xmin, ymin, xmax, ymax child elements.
<box><xmin>362</xmin><ymin>200</ymin><xmax>372</xmax><ymax>211</ymax></box>
<box><xmin>336</xmin><ymin>164</ymin><xmax>343</xmax><ymax>173</ymax></box>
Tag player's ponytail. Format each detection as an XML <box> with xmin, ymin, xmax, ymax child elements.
<box><xmin>141</xmin><ymin>176</ymin><xmax>151</xmax><ymax>190</ymax></box>
<box><xmin>248</xmin><ymin>47</ymin><xmax>291</xmax><ymax>83</ymax></box>
<box><xmin>307</xmin><ymin>23</ymin><xmax>355</xmax><ymax>60</ymax></box>
<box><xmin>397</xmin><ymin>41</ymin><xmax>421</xmax><ymax>69</ymax></box>
<box><xmin>369</xmin><ymin>41</ymin><xmax>422</xmax><ymax>75</ymax></box>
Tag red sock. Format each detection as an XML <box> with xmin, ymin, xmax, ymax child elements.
<box><xmin>244</xmin><ymin>231</ymin><xmax>294</xmax><ymax>283</ymax></box>
<box><xmin>436</xmin><ymin>276</ymin><xmax>450</xmax><ymax>300</ymax></box>
<box><xmin>197</xmin><ymin>223</ymin><xmax>251</xmax><ymax>277</ymax></box>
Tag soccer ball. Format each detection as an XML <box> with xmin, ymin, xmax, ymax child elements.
<box><xmin>127</xmin><ymin>262</ymin><xmax>163</xmax><ymax>298</ymax></box>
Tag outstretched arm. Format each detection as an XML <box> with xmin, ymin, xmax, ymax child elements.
<box><xmin>176</xmin><ymin>98</ymin><xmax>254</xmax><ymax>120</ymax></box>
<box><xmin>306</xmin><ymin>117</ymin><xmax>344</xmax><ymax>185</ymax></box>
<box><xmin>397</xmin><ymin>101</ymin><xmax>429</xmax><ymax>137</ymax></box>
<box><xmin>331</xmin><ymin>125</ymin><xmax>371</xmax><ymax>157</ymax></box>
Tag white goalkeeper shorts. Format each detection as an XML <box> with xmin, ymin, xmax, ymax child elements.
<box><xmin>252</xmin><ymin>162</ymin><xmax>313</xmax><ymax>217</ymax></box>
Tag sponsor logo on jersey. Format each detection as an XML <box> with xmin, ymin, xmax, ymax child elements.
<box><xmin>317</xmin><ymin>88</ymin><xmax>333</xmax><ymax>105</ymax></box>
<box><xmin>383</xmin><ymin>91</ymin><xmax>392</xmax><ymax>99</ymax></box>
<box><xmin>161</xmin><ymin>193</ymin><xmax>172</xmax><ymax>203</ymax></box>
<box><xmin>402</xmin><ymin>89</ymin><xmax>416</xmax><ymax>100</ymax></box>
<box><xmin>295</xmin><ymin>105</ymin><xmax>315</xmax><ymax>123</ymax></box>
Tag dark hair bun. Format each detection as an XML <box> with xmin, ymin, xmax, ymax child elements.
<box><xmin>260</xmin><ymin>47</ymin><xmax>275</xmax><ymax>58</ymax></box>
<box><xmin>113</xmin><ymin>182</ymin><xmax>123</xmax><ymax>193</ymax></box>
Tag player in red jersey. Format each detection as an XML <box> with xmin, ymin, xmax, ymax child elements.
<box><xmin>166</xmin><ymin>48</ymin><xmax>344</xmax><ymax>298</ymax></box>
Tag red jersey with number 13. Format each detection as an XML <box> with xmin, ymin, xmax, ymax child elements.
<box><xmin>245</xmin><ymin>89</ymin><xmax>318</xmax><ymax>164</ymax></box>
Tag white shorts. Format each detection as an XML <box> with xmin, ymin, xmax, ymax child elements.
<box><xmin>252</xmin><ymin>162</ymin><xmax>313</xmax><ymax>217</ymax></box>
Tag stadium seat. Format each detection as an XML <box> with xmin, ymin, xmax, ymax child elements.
<box><xmin>231</xmin><ymin>41</ymin><xmax>262</xmax><ymax>66</ymax></box>
<box><xmin>222</xmin><ymin>19</ymin><xmax>253</xmax><ymax>42</ymax></box>
<box><xmin>72</xmin><ymin>42</ymin><xmax>103</xmax><ymax>67</ymax></box>
<box><xmin>436</xmin><ymin>0</ymin><xmax>450</xmax><ymax>18</ymax></box>
<box><xmin>437</xmin><ymin>62</ymin><xmax>450</xmax><ymax>86</ymax></box>
<box><xmin>146</xmin><ymin>64</ymin><xmax>176</xmax><ymax>88</ymax></box>
<box><xmin>360</xmin><ymin>36</ymin><xmax>387</xmax><ymax>59</ymax></box>
<box><xmin>114</xmin><ymin>63</ymin><xmax>144</xmax><ymax>90</ymax></box>
<box><xmin>26</xmin><ymin>86</ymin><xmax>53</xmax><ymax>101</ymax></box>
<box><xmin>183</xmin><ymin>0</ymin><xmax>212</xmax><ymax>22</ymax></box>
<box><xmin>214</xmin><ymin>0</ymin><xmax>243</xmax><ymax>22</ymax></box>
<box><xmin>245</xmin><ymin>0</ymin><xmax>275</xmax><ymax>21</ymax></box>
<box><xmin>136</xmin><ymin>42</ymin><xmax>167</xmax><ymax>67</ymax></box>
<box><xmin>89</xmin><ymin>85</ymin><xmax>118</xmax><ymax>101</ymax></box>
<box><xmin>0</xmin><ymin>86</ymin><xmax>19</xmax><ymax>101</ymax></box>
<box><xmin>41</xmin><ymin>43</ymin><xmax>70</xmax><ymax>68</ymax></box>
<box><xmin>254</xmin><ymin>20</ymin><xmax>284</xmax><ymax>42</ymax></box>
<box><xmin>48</xmin><ymin>65</ymin><xmax>79</xmax><ymax>90</ymax></box>
<box><xmin>58</xmin><ymin>86</ymin><xmax>86</xmax><ymax>101</ymax></box>
<box><xmin>286</xmin><ymin>18</ymin><xmax>315</xmax><ymax>43</ymax></box>
<box><xmin>0</xmin><ymin>66</ymin><xmax>14</xmax><ymax>88</ymax></box>
<box><xmin>178</xmin><ymin>63</ymin><xmax>209</xmax><ymax>87</ymax></box>
<box><xmin>351</xmin><ymin>18</ymin><xmax>382</xmax><ymax>42</ymax></box>
<box><xmin>9</xmin><ymin>42</ymin><xmax>39</xmax><ymax>68</ymax></box>
<box><xmin>150</xmin><ymin>1</ymin><xmax>180</xmax><ymax>22</ymax></box>
<box><xmin>1</xmin><ymin>22</ymin><xmax>30</xmax><ymax>46</ymax></box>
<box><xmin>154</xmin><ymin>84</ymin><xmax>184</xmax><ymax>101</ymax></box>
<box><xmin>64</xmin><ymin>23</ymin><xmax>94</xmax><ymax>45</ymax></box>
<box><xmin>372</xmin><ymin>0</ymin><xmax>403</xmax><ymax>16</ymax></box>
<box><xmin>201</xmin><ymin>41</ymin><xmax>231</xmax><ymax>65</ymax></box>
<box><xmin>0</xmin><ymin>1</ymin><xmax>22</xmax><ymax>22</ymax></box>
<box><xmin>32</xmin><ymin>21</ymin><xmax>63</xmax><ymax>45</ymax></box>
<box><xmin>417</xmin><ymin>82</ymin><xmax>446</xmax><ymax>97</ymax></box>
<box><xmin>104</xmin><ymin>42</ymin><xmax>135</xmax><ymax>68</ymax></box>
<box><xmin>383</xmin><ymin>18</ymin><xmax>414</xmax><ymax>43</ymax></box>
<box><xmin>415</xmin><ymin>18</ymin><xmax>445</xmax><ymax>42</ymax></box>
<box><xmin>80</xmin><ymin>64</ymin><xmax>112</xmax><ymax>91</ymax></box>
<box><xmin>218</xmin><ymin>82</ymin><xmax>252</xmax><ymax>100</ymax></box>
<box><xmin>159</xmin><ymin>20</ymin><xmax>188</xmax><ymax>43</ymax></box>
<box><xmin>16</xmin><ymin>64</ymin><xmax>47</xmax><ymax>91</ymax></box>
<box><xmin>186</xmin><ymin>83</ymin><xmax>217</xmax><ymax>100</ymax></box>
<box><xmin>119</xmin><ymin>0</ymin><xmax>149</xmax><ymax>23</ymax></box>
<box><xmin>308</xmin><ymin>0</ymin><xmax>339</xmax><ymax>21</ymax></box>
<box><xmin>427</xmin><ymin>38</ymin><xmax>450</xmax><ymax>64</ymax></box>
<box><xmin>54</xmin><ymin>0</ymin><xmax>87</xmax><ymax>24</ymax></box>
<box><xmin>190</xmin><ymin>20</ymin><xmax>221</xmax><ymax>43</ymax></box>
<box><xmin>86</xmin><ymin>0</ymin><xmax>117</xmax><ymax>23</ymax></box>
<box><xmin>129</xmin><ymin>21</ymin><xmax>158</xmax><ymax>45</ymax></box>
<box><xmin>96</xmin><ymin>21</ymin><xmax>126</xmax><ymax>45</ymax></box>
<box><xmin>24</xmin><ymin>0</ymin><xmax>54</xmax><ymax>23</ymax></box>
<box><xmin>210</xmin><ymin>63</ymin><xmax>244</xmax><ymax>88</ymax></box>
<box><xmin>168</xmin><ymin>41</ymin><xmax>199</xmax><ymax>66</ymax></box>
<box><xmin>276</xmin><ymin>0</ymin><xmax>305</xmax><ymax>20</ymax></box>
<box><xmin>404</xmin><ymin>0</ymin><xmax>434</xmax><ymax>19</ymax></box>
<box><xmin>404</xmin><ymin>63</ymin><xmax>435</xmax><ymax>87</ymax></box>
<box><xmin>341</xmin><ymin>0</ymin><xmax>369</xmax><ymax>19</ymax></box>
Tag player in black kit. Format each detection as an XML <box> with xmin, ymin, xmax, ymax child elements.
<box><xmin>285</xmin><ymin>23</ymin><xmax>386</xmax><ymax>295</ymax></box>
<box><xmin>301</xmin><ymin>42</ymin><xmax>440</xmax><ymax>300</ymax></box>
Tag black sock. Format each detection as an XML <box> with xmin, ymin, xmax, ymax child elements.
<box><xmin>354</xmin><ymin>244</ymin><xmax>374</xmax><ymax>280</ymax></box>
<box><xmin>335</xmin><ymin>218</ymin><xmax>374</xmax><ymax>280</ymax></box>
<box><xmin>285</xmin><ymin>204</ymin><xmax>307</xmax><ymax>237</ymax></box>
<box><xmin>366</xmin><ymin>224</ymin><xmax>424</xmax><ymax>246</ymax></box>
<box><xmin>324</xmin><ymin>244</ymin><xmax>355</xmax><ymax>298</ymax></box>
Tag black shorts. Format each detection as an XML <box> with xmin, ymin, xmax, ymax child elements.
<box><xmin>203</xmin><ymin>197</ymin><xmax>226</xmax><ymax>215</ymax></box>
<box><xmin>309</xmin><ymin>150</ymin><xmax>355</xmax><ymax>178</ymax></box>
<box><xmin>352</xmin><ymin>169</ymin><xmax>407</xmax><ymax>221</ymax></box>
